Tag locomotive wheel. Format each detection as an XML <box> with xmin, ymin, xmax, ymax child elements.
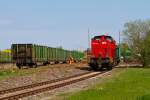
<box><xmin>89</xmin><ymin>58</ymin><xmax>100</xmax><ymax>70</ymax></box>
<box><xmin>107</xmin><ymin>65</ymin><xmax>112</xmax><ymax>70</ymax></box>
<box><xmin>34</xmin><ymin>64</ymin><xmax>37</xmax><ymax>68</ymax></box>
<box><xmin>89</xmin><ymin>63</ymin><xmax>98</xmax><ymax>70</ymax></box>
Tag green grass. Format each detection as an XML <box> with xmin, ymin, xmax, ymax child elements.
<box><xmin>0</xmin><ymin>66</ymin><xmax>52</xmax><ymax>80</ymax></box>
<box><xmin>63</xmin><ymin>68</ymin><xmax>150</xmax><ymax>100</ymax></box>
<box><xmin>0</xmin><ymin>69</ymin><xmax>35</xmax><ymax>80</ymax></box>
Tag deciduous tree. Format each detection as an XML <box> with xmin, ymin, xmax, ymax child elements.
<box><xmin>123</xmin><ymin>20</ymin><xmax>150</xmax><ymax>66</ymax></box>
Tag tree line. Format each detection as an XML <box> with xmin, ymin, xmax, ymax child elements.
<box><xmin>122</xmin><ymin>19</ymin><xmax>150</xmax><ymax>67</ymax></box>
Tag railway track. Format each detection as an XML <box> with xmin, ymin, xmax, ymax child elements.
<box><xmin>0</xmin><ymin>70</ymin><xmax>111</xmax><ymax>100</ymax></box>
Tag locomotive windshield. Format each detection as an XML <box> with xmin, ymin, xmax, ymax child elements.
<box><xmin>105</xmin><ymin>36</ymin><xmax>113</xmax><ymax>42</ymax></box>
<box><xmin>93</xmin><ymin>36</ymin><xmax>102</xmax><ymax>40</ymax></box>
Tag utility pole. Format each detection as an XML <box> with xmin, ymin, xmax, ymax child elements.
<box><xmin>88</xmin><ymin>28</ymin><xmax>90</xmax><ymax>49</ymax></box>
<box><xmin>87</xmin><ymin>28</ymin><xmax>90</xmax><ymax>62</ymax></box>
<box><xmin>119</xmin><ymin>30</ymin><xmax>121</xmax><ymax>45</ymax></box>
<box><xmin>119</xmin><ymin>30</ymin><xmax>121</xmax><ymax>60</ymax></box>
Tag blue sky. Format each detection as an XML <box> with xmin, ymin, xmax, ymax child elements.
<box><xmin>0</xmin><ymin>0</ymin><xmax>150</xmax><ymax>50</ymax></box>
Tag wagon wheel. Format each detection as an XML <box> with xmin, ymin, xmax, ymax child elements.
<box><xmin>34</xmin><ymin>63</ymin><xmax>37</xmax><ymax>68</ymax></box>
<box><xmin>17</xmin><ymin>65</ymin><xmax>21</xmax><ymax>69</ymax></box>
<box><xmin>16</xmin><ymin>63</ymin><xmax>21</xmax><ymax>69</ymax></box>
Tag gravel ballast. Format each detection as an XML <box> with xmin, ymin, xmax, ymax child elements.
<box><xmin>0</xmin><ymin>63</ymin><xmax>90</xmax><ymax>91</ymax></box>
<box><xmin>22</xmin><ymin>68</ymin><xmax>120</xmax><ymax>100</ymax></box>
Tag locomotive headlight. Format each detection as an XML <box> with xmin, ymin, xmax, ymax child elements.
<box><xmin>102</xmin><ymin>42</ymin><xmax>107</xmax><ymax>44</ymax></box>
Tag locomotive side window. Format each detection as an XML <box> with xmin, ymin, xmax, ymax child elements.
<box><xmin>105</xmin><ymin>36</ymin><xmax>113</xmax><ymax>43</ymax></box>
<box><xmin>93</xmin><ymin>36</ymin><xmax>102</xmax><ymax>41</ymax></box>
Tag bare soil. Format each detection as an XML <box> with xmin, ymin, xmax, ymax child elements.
<box><xmin>0</xmin><ymin>63</ymin><xmax>90</xmax><ymax>91</ymax></box>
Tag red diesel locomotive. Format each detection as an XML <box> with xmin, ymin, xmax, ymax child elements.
<box><xmin>88</xmin><ymin>35</ymin><xmax>120</xmax><ymax>70</ymax></box>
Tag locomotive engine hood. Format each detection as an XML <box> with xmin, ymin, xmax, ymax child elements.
<box><xmin>91</xmin><ymin>35</ymin><xmax>116</xmax><ymax>59</ymax></box>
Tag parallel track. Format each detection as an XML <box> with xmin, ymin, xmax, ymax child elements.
<box><xmin>0</xmin><ymin>70</ymin><xmax>111</xmax><ymax>100</ymax></box>
<box><xmin>0</xmin><ymin>72</ymin><xmax>91</xmax><ymax>95</ymax></box>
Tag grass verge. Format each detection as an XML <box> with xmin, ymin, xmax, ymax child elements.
<box><xmin>62</xmin><ymin>68</ymin><xmax>150</xmax><ymax>100</ymax></box>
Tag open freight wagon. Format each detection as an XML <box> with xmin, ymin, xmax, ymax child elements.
<box><xmin>11</xmin><ymin>44</ymin><xmax>84</xmax><ymax>68</ymax></box>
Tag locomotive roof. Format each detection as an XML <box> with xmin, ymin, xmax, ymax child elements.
<box><xmin>94</xmin><ymin>35</ymin><xmax>112</xmax><ymax>38</ymax></box>
<box><xmin>93</xmin><ymin>35</ymin><xmax>113</xmax><ymax>39</ymax></box>
<box><xmin>92</xmin><ymin>35</ymin><xmax>116</xmax><ymax>43</ymax></box>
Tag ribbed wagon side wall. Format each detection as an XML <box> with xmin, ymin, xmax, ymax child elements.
<box><xmin>11</xmin><ymin>44</ymin><xmax>85</xmax><ymax>68</ymax></box>
<box><xmin>53</xmin><ymin>48</ymin><xmax>69</xmax><ymax>63</ymax></box>
<box><xmin>32</xmin><ymin>45</ymin><xmax>48</xmax><ymax>65</ymax></box>
<box><xmin>71</xmin><ymin>51</ymin><xmax>84</xmax><ymax>62</ymax></box>
<box><xmin>11</xmin><ymin>44</ymin><xmax>49</xmax><ymax>68</ymax></box>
